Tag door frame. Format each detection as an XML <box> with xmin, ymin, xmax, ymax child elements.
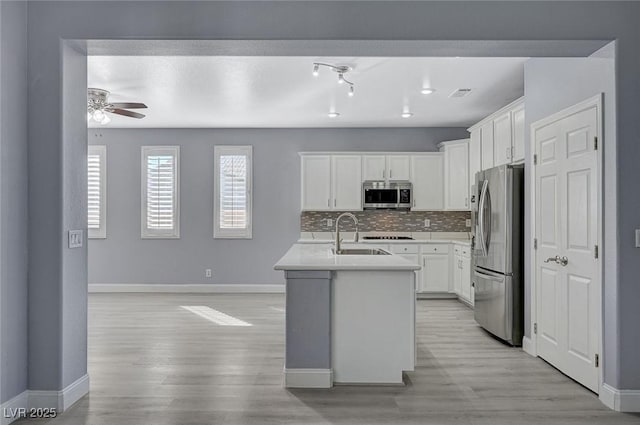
<box><xmin>528</xmin><ymin>93</ymin><xmax>604</xmax><ymax>393</ymax></box>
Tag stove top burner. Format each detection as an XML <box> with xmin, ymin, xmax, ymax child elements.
<box><xmin>363</xmin><ymin>236</ymin><xmax>414</xmax><ymax>240</ymax></box>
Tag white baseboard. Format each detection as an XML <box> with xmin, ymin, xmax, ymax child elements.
<box><xmin>284</xmin><ymin>368</ymin><xmax>333</xmax><ymax>388</ymax></box>
<box><xmin>29</xmin><ymin>374</ymin><xmax>89</xmax><ymax>411</ymax></box>
<box><xmin>0</xmin><ymin>375</ymin><xmax>89</xmax><ymax>425</ymax></box>
<box><xmin>522</xmin><ymin>336</ymin><xmax>537</xmax><ymax>356</ymax></box>
<box><xmin>89</xmin><ymin>283</ymin><xmax>285</xmax><ymax>293</ymax></box>
<box><xmin>1</xmin><ymin>390</ymin><xmax>29</xmax><ymax>425</ymax></box>
<box><xmin>600</xmin><ymin>383</ymin><xmax>640</xmax><ymax>412</ymax></box>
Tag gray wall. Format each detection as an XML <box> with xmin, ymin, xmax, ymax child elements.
<box><xmin>17</xmin><ymin>0</ymin><xmax>640</xmax><ymax>397</ymax></box>
<box><xmin>0</xmin><ymin>1</ymin><xmax>28</xmax><ymax>404</ymax></box>
<box><xmin>523</xmin><ymin>52</ymin><xmax>616</xmax><ymax>381</ymax></box>
<box><xmin>88</xmin><ymin>127</ymin><xmax>466</xmax><ymax>285</ymax></box>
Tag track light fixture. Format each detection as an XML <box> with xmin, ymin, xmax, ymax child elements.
<box><xmin>312</xmin><ymin>62</ymin><xmax>355</xmax><ymax>96</ymax></box>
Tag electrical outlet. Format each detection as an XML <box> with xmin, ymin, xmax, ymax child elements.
<box><xmin>205</xmin><ymin>269</ymin><xmax>212</xmax><ymax>278</ymax></box>
<box><xmin>466</xmin><ymin>219</ymin><xmax>472</xmax><ymax>228</ymax></box>
<box><xmin>326</xmin><ymin>218</ymin><xmax>333</xmax><ymax>227</ymax></box>
<box><xmin>424</xmin><ymin>219</ymin><xmax>431</xmax><ymax>228</ymax></box>
<box><xmin>68</xmin><ymin>230</ymin><xmax>83</xmax><ymax>248</ymax></box>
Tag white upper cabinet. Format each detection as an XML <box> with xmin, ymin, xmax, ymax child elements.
<box><xmin>332</xmin><ymin>155</ymin><xmax>362</xmax><ymax>210</ymax></box>
<box><xmin>410</xmin><ymin>154</ymin><xmax>444</xmax><ymax>210</ymax></box>
<box><xmin>301</xmin><ymin>155</ymin><xmax>332</xmax><ymax>211</ymax></box>
<box><xmin>469</xmin><ymin>97</ymin><xmax>525</xmax><ymax>171</ymax></box>
<box><xmin>362</xmin><ymin>155</ymin><xmax>386</xmax><ymax>181</ymax></box>
<box><xmin>468</xmin><ymin>129</ymin><xmax>482</xmax><ymax>207</ymax></box>
<box><xmin>480</xmin><ymin>121</ymin><xmax>494</xmax><ymax>170</ymax></box>
<box><xmin>511</xmin><ymin>104</ymin><xmax>525</xmax><ymax>162</ymax></box>
<box><xmin>300</xmin><ymin>154</ymin><xmax>362</xmax><ymax>211</ymax></box>
<box><xmin>440</xmin><ymin>140</ymin><xmax>470</xmax><ymax>210</ymax></box>
<box><xmin>362</xmin><ymin>154</ymin><xmax>411</xmax><ymax>182</ymax></box>
<box><xmin>493</xmin><ymin>111</ymin><xmax>513</xmax><ymax>166</ymax></box>
<box><xmin>387</xmin><ymin>155</ymin><xmax>411</xmax><ymax>181</ymax></box>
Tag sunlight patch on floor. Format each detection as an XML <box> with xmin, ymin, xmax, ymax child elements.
<box><xmin>180</xmin><ymin>305</ymin><xmax>252</xmax><ymax>326</ymax></box>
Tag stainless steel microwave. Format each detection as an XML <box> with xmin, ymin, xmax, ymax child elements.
<box><xmin>362</xmin><ymin>181</ymin><xmax>412</xmax><ymax>209</ymax></box>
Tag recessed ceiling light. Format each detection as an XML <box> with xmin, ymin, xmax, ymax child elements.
<box><xmin>328</xmin><ymin>112</ymin><xmax>340</xmax><ymax>118</ymax></box>
<box><xmin>401</xmin><ymin>112</ymin><xmax>414</xmax><ymax>118</ymax></box>
<box><xmin>421</xmin><ymin>88</ymin><xmax>436</xmax><ymax>95</ymax></box>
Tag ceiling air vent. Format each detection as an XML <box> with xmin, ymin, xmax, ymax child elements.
<box><xmin>449</xmin><ymin>88</ymin><xmax>472</xmax><ymax>98</ymax></box>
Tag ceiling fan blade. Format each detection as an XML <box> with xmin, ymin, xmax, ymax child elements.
<box><xmin>109</xmin><ymin>102</ymin><xmax>147</xmax><ymax>109</ymax></box>
<box><xmin>108</xmin><ymin>108</ymin><xmax>146</xmax><ymax>119</ymax></box>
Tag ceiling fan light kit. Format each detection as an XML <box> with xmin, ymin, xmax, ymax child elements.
<box><xmin>87</xmin><ymin>87</ymin><xmax>148</xmax><ymax>125</ymax></box>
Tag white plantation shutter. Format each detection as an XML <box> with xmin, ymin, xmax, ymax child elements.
<box><xmin>141</xmin><ymin>146</ymin><xmax>180</xmax><ymax>238</ymax></box>
<box><xmin>214</xmin><ymin>146</ymin><xmax>252</xmax><ymax>238</ymax></box>
<box><xmin>88</xmin><ymin>145</ymin><xmax>106</xmax><ymax>238</ymax></box>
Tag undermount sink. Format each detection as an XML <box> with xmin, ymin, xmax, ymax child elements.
<box><xmin>332</xmin><ymin>248</ymin><xmax>391</xmax><ymax>256</ymax></box>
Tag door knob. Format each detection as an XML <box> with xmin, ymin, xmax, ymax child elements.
<box><xmin>544</xmin><ymin>255</ymin><xmax>569</xmax><ymax>266</ymax></box>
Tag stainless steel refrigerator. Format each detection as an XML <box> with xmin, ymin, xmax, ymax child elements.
<box><xmin>472</xmin><ymin>164</ymin><xmax>524</xmax><ymax>346</ymax></box>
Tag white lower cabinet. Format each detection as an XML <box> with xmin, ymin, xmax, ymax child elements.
<box><xmin>390</xmin><ymin>245</ymin><xmax>421</xmax><ymax>292</ymax></box>
<box><xmin>453</xmin><ymin>244</ymin><xmax>473</xmax><ymax>306</ymax></box>
<box><xmin>420</xmin><ymin>251</ymin><xmax>450</xmax><ymax>292</ymax></box>
<box><xmin>340</xmin><ymin>242</ymin><xmax>472</xmax><ymax>304</ymax></box>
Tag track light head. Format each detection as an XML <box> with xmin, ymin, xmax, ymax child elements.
<box><xmin>312</xmin><ymin>64</ymin><xmax>319</xmax><ymax>77</ymax></box>
<box><xmin>338</xmin><ymin>73</ymin><xmax>345</xmax><ymax>84</ymax></box>
<box><xmin>348</xmin><ymin>86</ymin><xmax>355</xmax><ymax>97</ymax></box>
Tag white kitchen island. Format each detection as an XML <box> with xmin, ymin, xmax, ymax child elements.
<box><xmin>274</xmin><ymin>243</ymin><xmax>420</xmax><ymax>388</ymax></box>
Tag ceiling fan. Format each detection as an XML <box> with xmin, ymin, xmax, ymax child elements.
<box><xmin>87</xmin><ymin>88</ymin><xmax>147</xmax><ymax>125</ymax></box>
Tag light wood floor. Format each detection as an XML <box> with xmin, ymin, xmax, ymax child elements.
<box><xmin>21</xmin><ymin>294</ymin><xmax>640</xmax><ymax>424</ymax></box>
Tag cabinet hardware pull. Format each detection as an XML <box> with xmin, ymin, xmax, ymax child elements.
<box><xmin>327</xmin><ymin>199</ymin><xmax>330</xmax><ymax>207</ymax></box>
<box><xmin>334</xmin><ymin>199</ymin><xmax>336</xmax><ymax>207</ymax></box>
<box><xmin>389</xmin><ymin>169</ymin><xmax>392</xmax><ymax>179</ymax></box>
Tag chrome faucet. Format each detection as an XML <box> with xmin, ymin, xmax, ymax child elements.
<box><xmin>335</xmin><ymin>212</ymin><xmax>359</xmax><ymax>253</ymax></box>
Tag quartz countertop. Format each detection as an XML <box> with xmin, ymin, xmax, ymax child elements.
<box><xmin>274</xmin><ymin>243</ymin><xmax>421</xmax><ymax>271</ymax></box>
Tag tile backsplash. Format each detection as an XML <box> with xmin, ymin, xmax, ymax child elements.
<box><xmin>301</xmin><ymin>210</ymin><xmax>472</xmax><ymax>233</ymax></box>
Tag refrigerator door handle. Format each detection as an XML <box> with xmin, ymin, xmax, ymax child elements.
<box><xmin>477</xmin><ymin>179</ymin><xmax>490</xmax><ymax>257</ymax></box>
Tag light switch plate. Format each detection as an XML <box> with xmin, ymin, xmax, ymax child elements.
<box><xmin>326</xmin><ymin>218</ymin><xmax>333</xmax><ymax>227</ymax></box>
<box><xmin>466</xmin><ymin>219</ymin><xmax>472</xmax><ymax>228</ymax></box>
<box><xmin>424</xmin><ymin>219</ymin><xmax>431</xmax><ymax>228</ymax></box>
<box><xmin>636</xmin><ymin>229</ymin><xmax>640</xmax><ymax>248</ymax></box>
<box><xmin>68</xmin><ymin>230</ymin><xmax>83</xmax><ymax>249</ymax></box>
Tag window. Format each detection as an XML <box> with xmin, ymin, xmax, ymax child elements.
<box><xmin>214</xmin><ymin>145</ymin><xmax>252</xmax><ymax>239</ymax></box>
<box><xmin>88</xmin><ymin>145</ymin><xmax>107</xmax><ymax>239</ymax></box>
<box><xmin>141</xmin><ymin>146</ymin><xmax>180</xmax><ymax>239</ymax></box>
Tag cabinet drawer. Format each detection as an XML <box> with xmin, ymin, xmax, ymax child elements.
<box><xmin>421</xmin><ymin>244</ymin><xmax>450</xmax><ymax>254</ymax></box>
<box><xmin>390</xmin><ymin>244</ymin><xmax>419</xmax><ymax>254</ymax></box>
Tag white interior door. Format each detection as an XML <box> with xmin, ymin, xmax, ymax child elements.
<box><xmin>534</xmin><ymin>101</ymin><xmax>600</xmax><ymax>393</ymax></box>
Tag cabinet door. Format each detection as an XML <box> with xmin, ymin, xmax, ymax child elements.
<box><xmin>460</xmin><ymin>255</ymin><xmax>472</xmax><ymax>303</ymax></box>
<box><xmin>453</xmin><ymin>255</ymin><xmax>462</xmax><ymax>295</ymax></box>
<box><xmin>410</xmin><ymin>155</ymin><xmax>444</xmax><ymax>210</ymax></box>
<box><xmin>332</xmin><ymin>155</ymin><xmax>362</xmax><ymax>211</ymax></box>
<box><xmin>468</xmin><ymin>129</ymin><xmax>482</xmax><ymax>207</ymax></box>
<box><xmin>301</xmin><ymin>155</ymin><xmax>332</xmax><ymax>211</ymax></box>
<box><xmin>396</xmin><ymin>253</ymin><xmax>420</xmax><ymax>293</ymax></box>
<box><xmin>362</xmin><ymin>155</ymin><xmax>386</xmax><ymax>181</ymax></box>
<box><xmin>444</xmin><ymin>142</ymin><xmax>469</xmax><ymax>210</ymax></box>
<box><xmin>512</xmin><ymin>106</ymin><xmax>525</xmax><ymax>162</ymax></box>
<box><xmin>480</xmin><ymin>121</ymin><xmax>494</xmax><ymax>170</ymax></box>
<box><xmin>421</xmin><ymin>254</ymin><xmax>450</xmax><ymax>292</ymax></box>
<box><xmin>387</xmin><ymin>155</ymin><xmax>411</xmax><ymax>181</ymax></box>
<box><xmin>493</xmin><ymin>111</ymin><xmax>513</xmax><ymax>166</ymax></box>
